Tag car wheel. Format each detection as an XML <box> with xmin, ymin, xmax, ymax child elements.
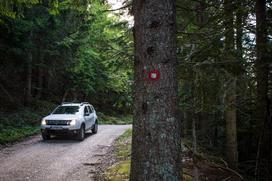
<box><xmin>92</xmin><ymin>120</ymin><xmax>98</xmax><ymax>134</ymax></box>
<box><xmin>77</xmin><ymin>125</ymin><xmax>85</xmax><ymax>141</ymax></box>
<box><xmin>42</xmin><ymin>133</ymin><xmax>50</xmax><ymax>140</ymax></box>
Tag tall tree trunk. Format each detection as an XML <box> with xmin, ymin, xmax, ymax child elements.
<box><xmin>192</xmin><ymin>114</ymin><xmax>199</xmax><ymax>181</ymax></box>
<box><xmin>25</xmin><ymin>31</ymin><xmax>33</xmax><ymax>105</ymax></box>
<box><xmin>36</xmin><ymin>50</ymin><xmax>44</xmax><ymax>99</ymax></box>
<box><xmin>225</xmin><ymin>78</ymin><xmax>238</xmax><ymax>168</ymax></box>
<box><xmin>224</xmin><ymin>0</ymin><xmax>238</xmax><ymax>169</ymax></box>
<box><xmin>255</xmin><ymin>0</ymin><xmax>270</xmax><ymax>180</ymax></box>
<box><xmin>130</xmin><ymin>0</ymin><xmax>182</xmax><ymax>180</ymax></box>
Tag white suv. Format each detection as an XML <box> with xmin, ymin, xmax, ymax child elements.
<box><xmin>41</xmin><ymin>102</ymin><xmax>98</xmax><ymax>141</ymax></box>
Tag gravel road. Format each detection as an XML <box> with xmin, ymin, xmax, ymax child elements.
<box><xmin>0</xmin><ymin>125</ymin><xmax>131</xmax><ymax>181</ymax></box>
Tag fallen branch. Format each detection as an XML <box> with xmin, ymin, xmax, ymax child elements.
<box><xmin>209</xmin><ymin>163</ymin><xmax>244</xmax><ymax>180</ymax></box>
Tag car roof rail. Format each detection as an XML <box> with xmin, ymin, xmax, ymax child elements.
<box><xmin>61</xmin><ymin>102</ymin><xmax>74</xmax><ymax>105</ymax></box>
<box><xmin>80</xmin><ymin>102</ymin><xmax>90</xmax><ymax>106</ymax></box>
<box><xmin>61</xmin><ymin>102</ymin><xmax>81</xmax><ymax>105</ymax></box>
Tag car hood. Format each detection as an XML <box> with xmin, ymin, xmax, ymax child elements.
<box><xmin>44</xmin><ymin>114</ymin><xmax>79</xmax><ymax>120</ymax></box>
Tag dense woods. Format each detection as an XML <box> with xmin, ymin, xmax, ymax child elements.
<box><xmin>0</xmin><ymin>0</ymin><xmax>133</xmax><ymax>112</ymax></box>
<box><xmin>175</xmin><ymin>0</ymin><xmax>271</xmax><ymax>180</ymax></box>
<box><xmin>0</xmin><ymin>0</ymin><xmax>271</xmax><ymax>180</ymax></box>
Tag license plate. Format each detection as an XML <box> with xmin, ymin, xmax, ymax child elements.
<box><xmin>51</xmin><ymin>126</ymin><xmax>63</xmax><ymax>130</ymax></box>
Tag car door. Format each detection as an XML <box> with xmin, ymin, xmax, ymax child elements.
<box><xmin>83</xmin><ymin>106</ymin><xmax>91</xmax><ymax>129</ymax></box>
<box><xmin>88</xmin><ymin>105</ymin><xmax>95</xmax><ymax>126</ymax></box>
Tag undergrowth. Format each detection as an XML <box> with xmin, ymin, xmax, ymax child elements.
<box><xmin>98</xmin><ymin>112</ymin><xmax>132</xmax><ymax>125</ymax></box>
<box><xmin>0</xmin><ymin>100</ymin><xmax>56</xmax><ymax>145</ymax></box>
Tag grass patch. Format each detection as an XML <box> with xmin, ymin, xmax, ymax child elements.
<box><xmin>104</xmin><ymin>129</ymin><xmax>132</xmax><ymax>181</ymax></box>
<box><xmin>98</xmin><ymin>112</ymin><xmax>132</xmax><ymax>125</ymax></box>
<box><xmin>0</xmin><ymin>126</ymin><xmax>40</xmax><ymax>144</ymax></box>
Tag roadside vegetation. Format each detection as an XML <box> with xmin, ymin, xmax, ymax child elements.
<box><xmin>98</xmin><ymin>113</ymin><xmax>132</xmax><ymax>125</ymax></box>
<box><xmin>103</xmin><ymin>129</ymin><xmax>132</xmax><ymax>181</ymax></box>
<box><xmin>102</xmin><ymin>129</ymin><xmax>243</xmax><ymax>181</ymax></box>
<box><xmin>0</xmin><ymin>101</ymin><xmax>56</xmax><ymax>144</ymax></box>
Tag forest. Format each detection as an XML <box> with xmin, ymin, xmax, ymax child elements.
<box><xmin>0</xmin><ymin>0</ymin><xmax>271</xmax><ymax>180</ymax></box>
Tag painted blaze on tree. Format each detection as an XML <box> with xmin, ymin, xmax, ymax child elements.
<box><xmin>130</xmin><ymin>0</ymin><xmax>182</xmax><ymax>180</ymax></box>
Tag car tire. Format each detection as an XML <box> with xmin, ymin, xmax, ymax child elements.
<box><xmin>42</xmin><ymin>133</ymin><xmax>50</xmax><ymax>140</ymax></box>
<box><xmin>92</xmin><ymin>120</ymin><xmax>98</xmax><ymax>134</ymax></box>
<box><xmin>77</xmin><ymin>125</ymin><xmax>85</xmax><ymax>141</ymax></box>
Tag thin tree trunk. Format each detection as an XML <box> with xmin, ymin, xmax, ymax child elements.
<box><xmin>36</xmin><ymin>51</ymin><xmax>44</xmax><ymax>99</ymax></box>
<box><xmin>25</xmin><ymin>31</ymin><xmax>33</xmax><ymax>105</ymax></box>
<box><xmin>192</xmin><ymin>114</ymin><xmax>199</xmax><ymax>181</ymax></box>
<box><xmin>130</xmin><ymin>0</ymin><xmax>182</xmax><ymax>180</ymax></box>
<box><xmin>224</xmin><ymin>0</ymin><xmax>238</xmax><ymax>169</ymax></box>
<box><xmin>0</xmin><ymin>82</ymin><xmax>14</xmax><ymax>103</ymax></box>
<box><xmin>62</xmin><ymin>89</ymin><xmax>69</xmax><ymax>103</ymax></box>
<box><xmin>183</xmin><ymin>111</ymin><xmax>188</xmax><ymax>136</ymax></box>
<box><xmin>255</xmin><ymin>0</ymin><xmax>270</xmax><ymax>180</ymax></box>
<box><xmin>225</xmin><ymin>78</ymin><xmax>238</xmax><ymax>168</ymax></box>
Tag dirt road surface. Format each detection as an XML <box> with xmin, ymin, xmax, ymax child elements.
<box><xmin>0</xmin><ymin>125</ymin><xmax>131</xmax><ymax>181</ymax></box>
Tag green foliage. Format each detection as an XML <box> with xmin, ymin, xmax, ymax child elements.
<box><xmin>0</xmin><ymin>101</ymin><xmax>56</xmax><ymax>144</ymax></box>
<box><xmin>98</xmin><ymin>112</ymin><xmax>132</xmax><ymax>125</ymax></box>
<box><xmin>0</xmin><ymin>0</ymin><xmax>133</xmax><ymax>114</ymax></box>
<box><xmin>0</xmin><ymin>126</ymin><xmax>39</xmax><ymax>144</ymax></box>
<box><xmin>104</xmin><ymin>129</ymin><xmax>132</xmax><ymax>181</ymax></box>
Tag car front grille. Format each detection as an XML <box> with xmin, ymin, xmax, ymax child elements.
<box><xmin>46</xmin><ymin>120</ymin><xmax>70</xmax><ymax>125</ymax></box>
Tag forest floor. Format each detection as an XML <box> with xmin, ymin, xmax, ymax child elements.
<box><xmin>97</xmin><ymin>129</ymin><xmax>243</xmax><ymax>181</ymax></box>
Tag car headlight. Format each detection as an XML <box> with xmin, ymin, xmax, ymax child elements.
<box><xmin>70</xmin><ymin>119</ymin><xmax>76</xmax><ymax>126</ymax></box>
<box><xmin>41</xmin><ymin>119</ymin><xmax>46</xmax><ymax>125</ymax></box>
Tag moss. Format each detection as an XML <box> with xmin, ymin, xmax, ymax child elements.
<box><xmin>115</xmin><ymin>129</ymin><xmax>132</xmax><ymax>159</ymax></box>
<box><xmin>105</xmin><ymin>160</ymin><xmax>131</xmax><ymax>181</ymax></box>
<box><xmin>183</xmin><ymin>173</ymin><xmax>194</xmax><ymax>181</ymax></box>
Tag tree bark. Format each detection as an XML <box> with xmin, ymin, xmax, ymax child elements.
<box><xmin>130</xmin><ymin>0</ymin><xmax>182</xmax><ymax>180</ymax></box>
<box><xmin>224</xmin><ymin>0</ymin><xmax>238</xmax><ymax>169</ymax></box>
<box><xmin>255</xmin><ymin>0</ymin><xmax>270</xmax><ymax>180</ymax></box>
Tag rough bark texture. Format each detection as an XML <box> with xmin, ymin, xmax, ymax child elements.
<box><xmin>130</xmin><ymin>0</ymin><xmax>182</xmax><ymax>180</ymax></box>
<box><xmin>255</xmin><ymin>0</ymin><xmax>271</xmax><ymax>180</ymax></box>
<box><xmin>224</xmin><ymin>0</ymin><xmax>238</xmax><ymax>169</ymax></box>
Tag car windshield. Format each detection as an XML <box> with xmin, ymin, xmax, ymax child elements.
<box><xmin>52</xmin><ymin>106</ymin><xmax>79</xmax><ymax>114</ymax></box>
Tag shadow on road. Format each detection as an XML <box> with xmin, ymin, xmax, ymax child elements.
<box><xmin>40</xmin><ymin>132</ymin><xmax>94</xmax><ymax>144</ymax></box>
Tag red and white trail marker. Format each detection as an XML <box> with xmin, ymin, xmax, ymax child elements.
<box><xmin>148</xmin><ymin>69</ymin><xmax>160</xmax><ymax>81</ymax></box>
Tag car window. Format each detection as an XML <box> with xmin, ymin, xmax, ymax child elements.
<box><xmin>84</xmin><ymin>106</ymin><xmax>89</xmax><ymax>115</ymax></box>
<box><xmin>52</xmin><ymin>106</ymin><xmax>79</xmax><ymax>114</ymax></box>
<box><xmin>88</xmin><ymin>106</ymin><xmax>94</xmax><ymax>113</ymax></box>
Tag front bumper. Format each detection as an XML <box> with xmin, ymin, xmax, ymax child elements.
<box><xmin>41</xmin><ymin>126</ymin><xmax>79</xmax><ymax>135</ymax></box>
